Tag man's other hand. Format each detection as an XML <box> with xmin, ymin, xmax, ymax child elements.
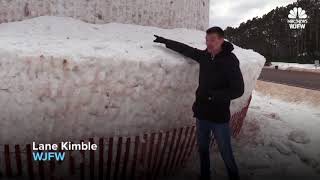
<box><xmin>153</xmin><ymin>35</ymin><xmax>166</xmax><ymax>44</ymax></box>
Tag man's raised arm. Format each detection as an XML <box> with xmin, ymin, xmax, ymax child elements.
<box><xmin>153</xmin><ymin>35</ymin><xmax>203</xmax><ymax>62</ymax></box>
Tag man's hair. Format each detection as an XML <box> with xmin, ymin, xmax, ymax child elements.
<box><xmin>206</xmin><ymin>26</ymin><xmax>224</xmax><ymax>38</ymax></box>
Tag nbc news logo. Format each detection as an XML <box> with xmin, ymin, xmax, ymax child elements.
<box><xmin>287</xmin><ymin>7</ymin><xmax>308</xmax><ymax>29</ymax></box>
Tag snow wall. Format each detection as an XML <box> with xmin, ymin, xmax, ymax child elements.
<box><xmin>0</xmin><ymin>17</ymin><xmax>265</xmax><ymax>179</ymax></box>
<box><xmin>0</xmin><ymin>0</ymin><xmax>209</xmax><ymax>30</ymax></box>
<box><xmin>0</xmin><ymin>16</ymin><xmax>265</xmax><ymax>144</ymax></box>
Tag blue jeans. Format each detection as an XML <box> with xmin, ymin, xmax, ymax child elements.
<box><xmin>196</xmin><ymin>118</ymin><xmax>239</xmax><ymax>180</ymax></box>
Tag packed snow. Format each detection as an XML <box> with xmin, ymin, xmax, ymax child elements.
<box><xmin>162</xmin><ymin>90</ymin><xmax>320</xmax><ymax>180</ymax></box>
<box><xmin>0</xmin><ymin>0</ymin><xmax>209</xmax><ymax>30</ymax></box>
<box><xmin>0</xmin><ymin>16</ymin><xmax>265</xmax><ymax>144</ymax></box>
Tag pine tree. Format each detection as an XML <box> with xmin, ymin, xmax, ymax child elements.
<box><xmin>224</xmin><ymin>0</ymin><xmax>320</xmax><ymax>64</ymax></box>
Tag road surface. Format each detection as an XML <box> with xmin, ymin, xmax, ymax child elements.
<box><xmin>259</xmin><ymin>68</ymin><xmax>320</xmax><ymax>91</ymax></box>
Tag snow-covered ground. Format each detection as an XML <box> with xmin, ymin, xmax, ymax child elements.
<box><xmin>162</xmin><ymin>90</ymin><xmax>320</xmax><ymax>180</ymax></box>
<box><xmin>255</xmin><ymin>80</ymin><xmax>320</xmax><ymax>108</ymax></box>
<box><xmin>268</xmin><ymin>62</ymin><xmax>320</xmax><ymax>72</ymax></box>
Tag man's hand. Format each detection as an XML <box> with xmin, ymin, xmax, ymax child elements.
<box><xmin>153</xmin><ymin>35</ymin><xmax>166</xmax><ymax>44</ymax></box>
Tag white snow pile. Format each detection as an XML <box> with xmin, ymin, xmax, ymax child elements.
<box><xmin>0</xmin><ymin>16</ymin><xmax>265</xmax><ymax>144</ymax></box>
<box><xmin>268</xmin><ymin>62</ymin><xmax>320</xmax><ymax>72</ymax></box>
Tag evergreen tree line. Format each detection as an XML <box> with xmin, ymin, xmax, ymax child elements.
<box><xmin>224</xmin><ymin>0</ymin><xmax>320</xmax><ymax>65</ymax></box>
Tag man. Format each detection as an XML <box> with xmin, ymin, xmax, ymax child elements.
<box><xmin>153</xmin><ymin>27</ymin><xmax>244</xmax><ymax>180</ymax></box>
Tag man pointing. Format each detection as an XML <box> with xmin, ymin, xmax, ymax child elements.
<box><xmin>153</xmin><ymin>27</ymin><xmax>244</xmax><ymax>180</ymax></box>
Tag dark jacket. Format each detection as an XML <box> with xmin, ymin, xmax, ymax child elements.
<box><xmin>163</xmin><ymin>38</ymin><xmax>244</xmax><ymax>123</ymax></box>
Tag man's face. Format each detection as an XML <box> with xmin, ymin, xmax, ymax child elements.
<box><xmin>206</xmin><ymin>33</ymin><xmax>224</xmax><ymax>54</ymax></box>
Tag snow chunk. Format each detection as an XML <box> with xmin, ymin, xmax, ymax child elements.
<box><xmin>0</xmin><ymin>16</ymin><xmax>265</xmax><ymax>144</ymax></box>
<box><xmin>288</xmin><ymin>130</ymin><xmax>311</xmax><ymax>144</ymax></box>
<box><xmin>287</xmin><ymin>141</ymin><xmax>319</xmax><ymax>168</ymax></box>
<box><xmin>271</xmin><ymin>141</ymin><xmax>292</xmax><ymax>155</ymax></box>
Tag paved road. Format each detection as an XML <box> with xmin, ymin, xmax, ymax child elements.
<box><xmin>258</xmin><ymin>68</ymin><xmax>320</xmax><ymax>91</ymax></box>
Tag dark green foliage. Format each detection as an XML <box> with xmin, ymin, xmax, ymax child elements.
<box><xmin>225</xmin><ymin>0</ymin><xmax>320</xmax><ymax>64</ymax></box>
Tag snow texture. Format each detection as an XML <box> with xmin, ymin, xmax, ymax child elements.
<box><xmin>0</xmin><ymin>0</ymin><xmax>209</xmax><ymax>30</ymax></box>
<box><xmin>0</xmin><ymin>16</ymin><xmax>265</xmax><ymax>144</ymax></box>
<box><xmin>271</xmin><ymin>62</ymin><xmax>319</xmax><ymax>70</ymax></box>
<box><xmin>161</xmin><ymin>91</ymin><xmax>320</xmax><ymax>180</ymax></box>
<box><xmin>255</xmin><ymin>80</ymin><xmax>320</xmax><ymax>108</ymax></box>
<box><xmin>288</xmin><ymin>130</ymin><xmax>311</xmax><ymax>144</ymax></box>
<box><xmin>267</xmin><ymin>62</ymin><xmax>320</xmax><ymax>73</ymax></box>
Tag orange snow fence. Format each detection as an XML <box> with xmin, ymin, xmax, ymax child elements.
<box><xmin>0</xmin><ymin>96</ymin><xmax>251</xmax><ymax>180</ymax></box>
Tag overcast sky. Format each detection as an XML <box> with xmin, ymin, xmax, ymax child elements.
<box><xmin>209</xmin><ymin>0</ymin><xmax>297</xmax><ymax>29</ymax></box>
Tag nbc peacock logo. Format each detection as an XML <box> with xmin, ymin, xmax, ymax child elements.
<box><xmin>287</xmin><ymin>7</ymin><xmax>308</xmax><ymax>29</ymax></box>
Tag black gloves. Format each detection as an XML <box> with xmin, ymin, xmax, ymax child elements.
<box><xmin>153</xmin><ymin>35</ymin><xmax>167</xmax><ymax>44</ymax></box>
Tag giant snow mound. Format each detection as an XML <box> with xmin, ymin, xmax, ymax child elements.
<box><xmin>0</xmin><ymin>16</ymin><xmax>265</xmax><ymax>144</ymax></box>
